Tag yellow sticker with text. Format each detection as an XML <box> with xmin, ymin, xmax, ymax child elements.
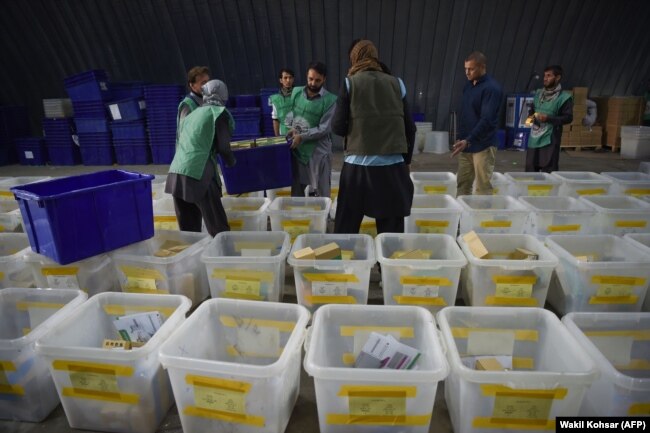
<box><xmin>194</xmin><ymin>384</ymin><xmax>246</xmax><ymax>414</ymax></box>
<box><xmin>70</xmin><ymin>371</ymin><xmax>119</xmax><ymax>394</ymax></box>
<box><xmin>492</xmin><ymin>393</ymin><xmax>553</xmax><ymax>424</ymax></box>
<box><xmin>225</xmin><ymin>279</ymin><xmax>261</xmax><ymax>298</ymax></box>
<box><xmin>496</xmin><ymin>284</ymin><xmax>533</xmax><ymax>298</ymax></box>
<box><xmin>527</xmin><ymin>185</ymin><xmax>553</xmax><ymax>196</ymax></box>
<box><xmin>349</xmin><ymin>395</ymin><xmax>406</xmax><ymax>417</ymax></box>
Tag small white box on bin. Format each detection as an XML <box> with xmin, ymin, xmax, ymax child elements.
<box><xmin>563</xmin><ymin>312</ymin><xmax>650</xmax><ymax>416</ymax></box>
<box><xmin>546</xmin><ymin>234</ymin><xmax>650</xmax><ymax>314</ymax></box>
<box><xmin>458</xmin><ymin>195</ymin><xmax>530</xmax><ymax>234</ymax></box>
<box><xmin>26</xmin><ymin>251</ymin><xmax>119</xmax><ymax>295</ymax></box>
<box><xmin>222</xmin><ymin>197</ymin><xmax>270</xmax><ymax>231</ymax></box>
<box><xmin>35</xmin><ymin>292</ymin><xmax>191</xmax><ymax>433</ymax></box>
<box><xmin>404</xmin><ymin>194</ymin><xmax>462</xmax><ymax>236</ymax></box>
<box><xmin>159</xmin><ymin>299</ymin><xmax>310</xmax><ymax>433</ymax></box>
<box><xmin>304</xmin><ymin>304</ymin><xmax>449</xmax><ymax>433</ymax></box>
<box><xmin>457</xmin><ymin>233</ymin><xmax>558</xmax><ymax>307</ymax></box>
<box><xmin>410</xmin><ymin>172</ymin><xmax>457</xmax><ymax>197</ymax></box>
<box><xmin>551</xmin><ymin>171</ymin><xmax>612</xmax><ymax>197</ymax></box>
<box><xmin>519</xmin><ymin>195</ymin><xmax>596</xmax><ymax>238</ymax></box>
<box><xmin>287</xmin><ymin>234</ymin><xmax>375</xmax><ymax>313</ymax></box>
<box><xmin>0</xmin><ymin>233</ymin><xmax>33</xmax><ymax>288</ymax></box>
<box><xmin>623</xmin><ymin>233</ymin><xmax>650</xmax><ymax>311</ymax></box>
<box><xmin>201</xmin><ymin>231</ymin><xmax>290</xmax><ymax>302</ymax></box>
<box><xmin>0</xmin><ymin>288</ymin><xmax>86</xmax><ymax>422</ymax></box>
<box><xmin>437</xmin><ymin>306</ymin><xmax>598</xmax><ymax>433</ymax></box>
<box><xmin>504</xmin><ymin>172</ymin><xmax>561</xmax><ymax>197</ymax></box>
<box><xmin>111</xmin><ymin>230</ymin><xmax>211</xmax><ymax>305</ymax></box>
<box><xmin>580</xmin><ymin>195</ymin><xmax>650</xmax><ymax>235</ymax></box>
<box><xmin>376</xmin><ymin>233</ymin><xmax>467</xmax><ymax>313</ymax></box>
<box><xmin>268</xmin><ymin>197</ymin><xmax>331</xmax><ymax>242</ymax></box>
<box><xmin>601</xmin><ymin>171</ymin><xmax>650</xmax><ymax>198</ymax></box>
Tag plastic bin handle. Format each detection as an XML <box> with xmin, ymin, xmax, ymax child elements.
<box><xmin>437</xmin><ymin>329</ymin><xmax>448</xmax><ymax>356</ymax></box>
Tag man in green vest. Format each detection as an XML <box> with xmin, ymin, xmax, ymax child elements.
<box><xmin>177</xmin><ymin>66</ymin><xmax>211</xmax><ymax>127</ymax></box>
<box><xmin>269</xmin><ymin>68</ymin><xmax>299</xmax><ymax>136</ymax></box>
<box><xmin>526</xmin><ymin>65</ymin><xmax>573</xmax><ymax>172</ymax></box>
<box><xmin>285</xmin><ymin>61</ymin><xmax>337</xmax><ymax>198</ymax></box>
<box><xmin>166</xmin><ymin>79</ymin><xmax>236</xmax><ymax>236</ymax></box>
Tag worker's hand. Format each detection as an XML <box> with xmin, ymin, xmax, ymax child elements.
<box><xmin>290</xmin><ymin>134</ymin><xmax>302</xmax><ymax>149</ymax></box>
<box><xmin>450</xmin><ymin>139</ymin><xmax>468</xmax><ymax>158</ymax></box>
<box><xmin>286</xmin><ymin>129</ymin><xmax>296</xmax><ymax>139</ymax></box>
<box><xmin>536</xmin><ymin>113</ymin><xmax>548</xmax><ymax>122</ymax></box>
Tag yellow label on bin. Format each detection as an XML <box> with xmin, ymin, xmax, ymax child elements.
<box><xmin>584</xmin><ymin>330</ymin><xmax>650</xmax><ymax>340</ymax></box>
<box><xmin>211</xmin><ymin>269</ymin><xmax>274</xmax><ymax>282</ymax></box>
<box><xmin>42</xmin><ymin>266</ymin><xmax>81</xmax><ymax>289</ymax></box>
<box><xmin>548</xmin><ymin>224</ymin><xmax>581</xmax><ymax>232</ymax></box>
<box><xmin>615</xmin><ymin>220</ymin><xmax>647</xmax><ymax>228</ymax></box>
<box><xmin>225</xmin><ymin>278</ymin><xmax>261</xmax><ymax>298</ymax></box>
<box><xmin>285</xmin><ymin>206</ymin><xmax>321</xmax><ymax>211</ymax></box>
<box><xmin>360</xmin><ymin>221</ymin><xmax>377</xmax><ymax>237</ymax></box>
<box><xmin>304</xmin><ymin>273</ymin><xmax>359</xmax><ymax>283</ymax></box>
<box><xmin>452</xmin><ymin>328</ymin><xmax>539</xmax><ymax>342</ymax></box>
<box><xmin>194</xmin><ymin>384</ymin><xmax>246</xmax><ymax>414</ymax></box>
<box><xmin>596</xmin><ymin>285</ymin><xmax>633</xmax><ymax>297</ymax></box>
<box><xmin>0</xmin><ymin>191</ymin><xmax>13</xmax><ymax>199</ymax></box>
<box><xmin>629</xmin><ymin>403</ymin><xmax>650</xmax><ymax>416</ymax></box>
<box><xmin>415</xmin><ymin>220</ymin><xmax>449</xmax><ymax>234</ymax></box>
<box><xmin>481</xmin><ymin>220</ymin><xmax>512</xmax><ymax>228</ymax></box>
<box><xmin>400</xmin><ymin>276</ymin><xmax>451</xmax><ymax>286</ymax></box>
<box><xmin>527</xmin><ymin>185</ymin><xmax>553</xmax><ymax>196</ymax></box>
<box><xmin>228</xmin><ymin>219</ymin><xmax>244</xmax><ymax>231</ymax></box>
<box><xmin>576</xmin><ymin>188</ymin><xmax>606</xmax><ymax>196</ymax></box>
<box><xmin>125</xmin><ymin>277</ymin><xmax>162</xmax><ymax>293</ymax></box>
<box><xmin>495</xmin><ymin>284</ymin><xmax>533</xmax><ymax>298</ymax></box>
<box><xmin>0</xmin><ymin>361</ymin><xmax>15</xmax><ymax>386</ymax></box>
<box><xmin>330</xmin><ymin>187</ymin><xmax>339</xmax><ymax>199</ymax></box>
<box><xmin>393</xmin><ymin>295</ymin><xmax>447</xmax><ymax>306</ymax></box>
<box><xmin>282</xmin><ymin>219</ymin><xmax>311</xmax><ymax>240</ymax></box>
<box><xmin>423</xmin><ymin>185</ymin><xmax>447</xmax><ymax>194</ymax></box>
<box><xmin>625</xmin><ymin>189</ymin><xmax>650</xmax><ymax>197</ymax></box>
<box><xmin>276</xmin><ymin>190</ymin><xmax>291</xmax><ymax>197</ymax></box>
<box><xmin>349</xmin><ymin>395</ymin><xmax>406</xmax><ymax>417</ymax></box>
<box><xmin>0</xmin><ymin>272</ymin><xmax>4</xmax><ymax>281</ymax></box>
<box><xmin>70</xmin><ymin>371</ymin><xmax>119</xmax><ymax>394</ymax></box>
<box><xmin>153</xmin><ymin>215</ymin><xmax>179</xmax><ymax>230</ymax></box>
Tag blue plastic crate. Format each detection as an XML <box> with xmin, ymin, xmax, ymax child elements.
<box><xmin>218</xmin><ymin>143</ymin><xmax>292</xmax><ymax>194</ymax></box>
<box><xmin>111</xmin><ymin>120</ymin><xmax>147</xmax><ymax>140</ymax></box>
<box><xmin>107</xmin><ymin>98</ymin><xmax>145</xmax><ymax>122</ymax></box>
<box><xmin>114</xmin><ymin>144</ymin><xmax>151</xmax><ymax>165</ymax></box>
<box><xmin>233</xmin><ymin>95</ymin><xmax>259</xmax><ymax>108</ymax></box>
<box><xmin>80</xmin><ymin>145</ymin><xmax>114</xmax><ymax>165</ymax></box>
<box><xmin>16</xmin><ymin>138</ymin><xmax>48</xmax><ymax>166</ymax></box>
<box><xmin>71</xmin><ymin>100</ymin><xmax>107</xmax><ymax>118</ymax></box>
<box><xmin>75</xmin><ymin>118</ymin><xmax>110</xmax><ymax>134</ymax></box>
<box><xmin>47</xmin><ymin>145</ymin><xmax>81</xmax><ymax>166</ymax></box>
<box><xmin>110</xmin><ymin>81</ymin><xmax>146</xmax><ymax>100</ymax></box>
<box><xmin>78</xmin><ymin>132</ymin><xmax>112</xmax><ymax>147</ymax></box>
<box><xmin>11</xmin><ymin>170</ymin><xmax>154</xmax><ymax>264</ymax></box>
<box><xmin>151</xmin><ymin>145</ymin><xmax>175</xmax><ymax>164</ymax></box>
<box><xmin>233</xmin><ymin>118</ymin><xmax>261</xmax><ymax>136</ymax></box>
<box><xmin>64</xmin><ymin>70</ymin><xmax>112</xmax><ymax>102</ymax></box>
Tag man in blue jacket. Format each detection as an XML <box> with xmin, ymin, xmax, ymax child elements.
<box><xmin>451</xmin><ymin>51</ymin><xmax>503</xmax><ymax>195</ymax></box>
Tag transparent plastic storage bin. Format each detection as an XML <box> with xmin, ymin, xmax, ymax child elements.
<box><xmin>150</xmin><ymin>175</ymin><xmax>168</xmax><ymax>201</ymax></box>
<box><xmin>0</xmin><ymin>233</ymin><xmax>33</xmax><ymax>288</ymax></box>
<box><xmin>0</xmin><ymin>200</ymin><xmax>23</xmax><ymax>232</ymax></box>
<box><xmin>519</xmin><ymin>196</ymin><xmax>597</xmax><ymax>238</ymax></box>
<box><xmin>410</xmin><ymin>172</ymin><xmax>457</xmax><ymax>197</ymax></box>
<box><xmin>488</xmin><ymin>172</ymin><xmax>510</xmax><ymax>196</ymax></box>
<box><xmin>201</xmin><ymin>231</ymin><xmax>290</xmax><ymax>303</ymax></box>
<box><xmin>601</xmin><ymin>171</ymin><xmax>650</xmax><ymax>198</ymax></box>
<box><xmin>287</xmin><ymin>234</ymin><xmax>375</xmax><ymax>313</ymax></box>
<box><xmin>623</xmin><ymin>233</ymin><xmax>650</xmax><ymax>311</ymax></box>
<box><xmin>35</xmin><ymin>292</ymin><xmax>191</xmax><ymax>433</ymax></box>
<box><xmin>551</xmin><ymin>171</ymin><xmax>612</xmax><ymax>198</ymax></box>
<box><xmin>270</xmin><ymin>172</ymin><xmax>341</xmax><ymax>202</ymax></box>
<box><xmin>437</xmin><ymin>306</ymin><xmax>598</xmax><ymax>433</ymax></box>
<box><xmin>0</xmin><ymin>176</ymin><xmax>51</xmax><ymax>201</ymax></box>
<box><xmin>376</xmin><ymin>233</ymin><xmax>467</xmax><ymax>313</ymax></box>
<box><xmin>222</xmin><ymin>197</ymin><xmax>270</xmax><ymax>231</ymax></box>
<box><xmin>404</xmin><ymin>194</ymin><xmax>462</xmax><ymax>236</ymax></box>
<box><xmin>457</xmin><ymin>233</ymin><xmax>559</xmax><ymax>307</ymax></box>
<box><xmin>457</xmin><ymin>195</ymin><xmax>530</xmax><ymax>234</ymax></box>
<box><xmin>304</xmin><ymin>304</ymin><xmax>449</xmax><ymax>433</ymax></box>
<box><xmin>562</xmin><ymin>312</ymin><xmax>650</xmax><ymax>416</ymax></box>
<box><xmin>267</xmin><ymin>197</ymin><xmax>331</xmax><ymax>242</ymax></box>
<box><xmin>0</xmin><ymin>288</ymin><xmax>87</xmax><ymax>422</ymax></box>
<box><xmin>152</xmin><ymin>197</ymin><xmax>179</xmax><ymax>231</ymax></box>
<box><xmin>580</xmin><ymin>195</ymin><xmax>650</xmax><ymax>236</ymax></box>
<box><xmin>159</xmin><ymin>299</ymin><xmax>310</xmax><ymax>433</ymax></box>
<box><xmin>546</xmin><ymin>235</ymin><xmax>650</xmax><ymax>314</ymax></box>
<box><xmin>504</xmin><ymin>172</ymin><xmax>561</xmax><ymax>197</ymax></box>
<box><xmin>265</xmin><ymin>187</ymin><xmax>293</xmax><ymax>202</ymax></box>
<box><xmin>111</xmin><ymin>230</ymin><xmax>211</xmax><ymax>305</ymax></box>
<box><xmin>25</xmin><ymin>251</ymin><xmax>119</xmax><ymax>295</ymax></box>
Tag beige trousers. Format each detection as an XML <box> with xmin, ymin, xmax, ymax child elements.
<box><xmin>457</xmin><ymin>146</ymin><xmax>496</xmax><ymax>195</ymax></box>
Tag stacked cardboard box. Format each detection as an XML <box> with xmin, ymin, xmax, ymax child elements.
<box><xmin>593</xmin><ymin>96</ymin><xmax>645</xmax><ymax>150</ymax></box>
<box><xmin>561</xmin><ymin>125</ymin><xmax>602</xmax><ymax>149</ymax></box>
<box><xmin>570</xmin><ymin>87</ymin><xmax>589</xmax><ymax>127</ymax></box>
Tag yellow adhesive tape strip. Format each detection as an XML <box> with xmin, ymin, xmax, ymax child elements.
<box><xmin>451</xmin><ymin>328</ymin><xmax>539</xmax><ymax>341</ymax></box>
<box><xmin>548</xmin><ymin>224</ymin><xmax>581</xmax><ymax>232</ymax></box>
<box><xmin>186</xmin><ymin>374</ymin><xmax>251</xmax><ymax>393</ymax></box>
<box><xmin>512</xmin><ymin>357</ymin><xmax>535</xmax><ymax>370</ymax></box>
<box><xmin>399</xmin><ymin>276</ymin><xmax>451</xmax><ymax>286</ymax></box>
<box><xmin>588</xmin><ymin>295</ymin><xmax>638</xmax><ymax>305</ymax></box>
<box><xmin>485</xmin><ymin>296</ymin><xmax>538</xmax><ymax>307</ymax></box>
<box><xmin>233</xmin><ymin>242</ymin><xmax>276</xmax><ymax>252</ymax></box>
<box><xmin>393</xmin><ymin>295</ymin><xmax>447</xmax><ymax>306</ymax></box>
<box><xmin>304</xmin><ymin>273</ymin><xmax>359</xmax><ymax>283</ymax></box>
<box><xmin>103</xmin><ymin>304</ymin><xmax>175</xmax><ymax>318</ymax></box>
<box><xmin>119</xmin><ymin>266</ymin><xmax>165</xmax><ymax>280</ymax></box>
<box><xmin>576</xmin><ymin>188</ymin><xmax>606</xmax><ymax>195</ymax></box>
<box><xmin>326</xmin><ymin>414</ymin><xmax>431</xmax><ymax>426</ymax></box>
<box><xmin>16</xmin><ymin>301</ymin><xmax>65</xmax><ymax>311</ymax></box>
<box><xmin>591</xmin><ymin>276</ymin><xmax>646</xmax><ymax>286</ymax></box>
<box><xmin>184</xmin><ymin>406</ymin><xmax>265</xmax><ymax>427</ymax></box>
<box><xmin>123</xmin><ymin>286</ymin><xmax>169</xmax><ymax>294</ymax></box>
<box><xmin>219</xmin><ymin>315</ymin><xmax>296</xmax><ymax>332</ymax></box>
<box><xmin>342</xmin><ymin>353</ymin><xmax>356</xmax><ymax>365</ymax></box>
<box><xmin>229</xmin><ymin>220</ymin><xmax>243</xmax><ymax>230</ymax></box>
<box><xmin>52</xmin><ymin>360</ymin><xmax>134</xmax><ymax>376</ymax></box>
<box><xmin>222</xmin><ymin>292</ymin><xmax>265</xmax><ymax>301</ymax></box>
<box><xmin>282</xmin><ymin>219</ymin><xmax>312</xmax><ymax>227</ymax></box>
<box><xmin>472</xmin><ymin>418</ymin><xmax>555</xmax><ymax>430</ymax></box>
<box><xmin>479</xmin><ymin>385</ymin><xmax>567</xmax><ymax>399</ymax></box>
<box><xmin>62</xmin><ymin>387</ymin><xmax>139</xmax><ymax>404</ymax></box>
<box><xmin>481</xmin><ymin>221</ymin><xmax>512</xmax><ymax>228</ymax></box>
<box><xmin>41</xmin><ymin>266</ymin><xmax>79</xmax><ymax>276</ymax></box>
<box><xmin>340</xmin><ymin>326</ymin><xmax>415</xmax><ymax>338</ymax></box>
<box><xmin>492</xmin><ymin>275</ymin><xmax>537</xmax><ymax>284</ymax></box>
<box><xmin>628</xmin><ymin>403</ymin><xmax>650</xmax><ymax>416</ymax></box>
<box><xmin>211</xmin><ymin>269</ymin><xmax>274</xmax><ymax>282</ymax></box>
<box><xmin>584</xmin><ymin>330</ymin><xmax>650</xmax><ymax>340</ymax></box>
<box><xmin>305</xmin><ymin>295</ymin><xmax>357</xmax><ymax>304</ymax></box>
<box><xmin>615</xmin><ymin>220</ymin><xmax>647</xmax><ymax>228</ymax></box>
<box><xmin>0</xmin><ymin>384</ymin><xmax>25</xmax><ymax>396</ymax></box>
<box><xmin>423</xmin><ymin>185</ymin><xmax>447</xmax><ymax>193</ymax></box>
<box><xmin>338</xmin><ymin>385</ymin><xmax>417</xmax><ymax>398</ymax></box>
<box><xmin>230</xmin><ymin>206</ymin><xmax>260</xmax><ymax>211</ymax></box>
<box><xmin>0</xmin><ymin>191</ymin><xmax>13</xmax><ymax>198</ymax></box>
<box><xmin>625</xmin><ymin>189</ymin><xmax>650</xmax><ymax>196</ymax></box>
<box><xmin>0</xmin><ymin>361</ymin><xmax>16</xmax><ymax>372</ymax></box>
<box><xmin>527</xmin><ymin>185</ymin><xmax>553</xmax><ymax>191</ymax></box>
<box><xmin>226</xmin><ymin>346</ymin><xmax>283</xmax><ymax>358</ymax></box>
<box><xmin>415</xmin><ymin>220</ymin><xmax>450</xmax><ymax>228</ymax></box>
<box><xmin>153</xmin><ymin>215</ymin><xmax>177</xmax><ymax>222</ymax></box>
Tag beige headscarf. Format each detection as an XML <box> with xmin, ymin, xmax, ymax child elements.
<box><xmin>348</xmin><ymin>40</ymin><xmax>382</xmax><ymax>76</ymax></box>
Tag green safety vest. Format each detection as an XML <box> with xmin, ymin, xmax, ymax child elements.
<box><xmin>269</xmin><ymin>88</ymin><xmax>300</xmax><ymax>135</ymax></box>
<box><xmin>527</xmin><ymin>90</ymin><xmax>572</xmax><ymax>149</ymax></box>
<box><xmin>288</xmin><ymin>86</ymin><xmax>337</xmax><ymax>164</ymax></box>
<box><xmin>169</xmin><ymin>105</ymin><xmax>235</xmax><ymax>180</ymax></box>
<box><xmin>177</xmin><ymin>96</ymin><xmax>200</xmax><ymax>130</ymax></box>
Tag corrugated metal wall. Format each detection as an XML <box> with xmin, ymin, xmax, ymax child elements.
<box><xmin>1</xmin><ymin>0</ymin><xmax>649</xmax><ymax>132</ymax></box>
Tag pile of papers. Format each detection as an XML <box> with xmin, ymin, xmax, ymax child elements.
<box><xmin>104</xmin><ymin>311</ymin><xmax>164</xmax><ymax>350</ymax></box>
<box><xmin>354</xmin><ymin>332</ymin><xmax>421</xmax><ymax>370</ymax></box>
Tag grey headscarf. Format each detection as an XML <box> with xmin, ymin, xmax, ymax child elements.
<box><xmin>202</xmin><ymin>79</ymin><xmax>229</xmax><ymax>106</ymax></box>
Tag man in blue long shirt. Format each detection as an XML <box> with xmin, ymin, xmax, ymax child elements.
<box><xmin>451</xmin><ymin>52</ymin><xmax>503</xmax><ymax>195</ymax></box>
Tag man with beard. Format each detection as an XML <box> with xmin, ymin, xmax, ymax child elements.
<box><xmin>286</xmin><ymin>61</ymin><xmax>337</xmax><ymax>198</ymax></box>
<box><xmin>270</xmin><ymin>68</ymin><xmax>299</xmax><ymax>136</ymax></box>
<box><xmin>525</xmin><ymin>65</ymin><xmax>573</xmax><ymax>172</ymax></box>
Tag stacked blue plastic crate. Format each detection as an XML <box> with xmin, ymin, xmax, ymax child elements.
<box><xmin>42</xmin><ymin>118</ymin><xmax>80</xmax><ymax>165</ymax></box>
<box><xmin>144</xmin><ymin>85</ymin><xmax>183</xmax><ymax>164</ymax></box>
<box><xmin>65</xmin><ymin>70</ymin><xmax>114</xmax><ymax>165</ymax></box>
<box><xmin>260</xmin><ymin>88</ymin><xmax>276</xmax><ymax>136</ymax></box>
<box><xmin>107</xmin><ymin>82</ymin><xmax>150</xmax><ymax>165</ymax></box>
<box><xmin>0</xmin><ymin>106</ymin><xmax>30</xmax><ymax>165</ymax></box>
<box><xmin>15</xmin><ymin>137</ymin><xmax>48</xmax><ymax>165</ymax></box>
<box><xmin>230</xmin><ymin>95</ymin><xmax>261</xmax><ymax>141</ymax></box>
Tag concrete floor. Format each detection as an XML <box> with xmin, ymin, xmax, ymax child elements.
<box><xmin>0</xmin><ymin>146</ymin><xmax>645</xmax><ymax>433</ymax></box>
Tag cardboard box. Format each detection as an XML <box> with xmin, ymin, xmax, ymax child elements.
<box><xmin>293</xmin><ymin>246</ymin><xmax>316</xmax><ymax>260</ymax></box>
<box><xmin>463</xmin><ymin>231</ymin><xmax>488</xmax><ymax>259</ymax></box>
<box><xmin>572</xmin><ymin>87</ymin><xmax>589</xmax><ymax>105</ymax></box>
<box><xmin>475</xmin><ymin>357</ymin><xmax>506</xmax><ymax>371</ymax></box>
<box><xmin>313</xmin><ymin>242</ymin><xmax>342</xmax><ymax>260</ymax></box>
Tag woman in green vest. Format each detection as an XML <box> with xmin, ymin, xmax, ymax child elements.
<box><xmin>166</xmin><ymin>79</ymin><xmax>236</xmax><ymax>237</ymax></box>
<box><xmin>177</xmin><ymin>66</ymin><xmax>211</xmax><ymax>128</ymax></box>
<box><xmin>526</xmin><ymin>65</ymin><xmax>573</xmax><ymax>172</ymax></box>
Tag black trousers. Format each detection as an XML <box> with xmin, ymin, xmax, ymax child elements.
<box><xmin>173</xmin><ymin>180</ymin><xmax>230</xmax><ymax>236</ymax></box>
<box><xmin>525</xmin><ymin>142</ymin><xmax>560</xmax><ymax>173</ymax></box>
